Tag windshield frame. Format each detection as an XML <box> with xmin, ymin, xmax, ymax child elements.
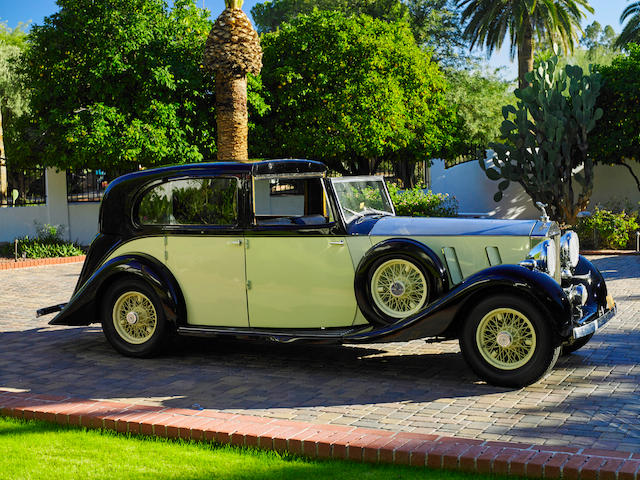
<box><xmin>329</xmin><ymin>175</ymin><xmax>396</xmax><ymax>225</ymax></box>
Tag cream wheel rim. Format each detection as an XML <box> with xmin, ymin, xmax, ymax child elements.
<box><xmin>476</xmin><ymin>308</ymin><xmax>536</xmax><ymax>370</ymax></box>
<box><xmin>371</xmin><ymin>259</ymin><xmax>428</xmax><ymax>318</ymax></box>
<box><xmin>112</xmin><ymin>291</ymin><xmax>158</xmax><ymax>344</ymax></box>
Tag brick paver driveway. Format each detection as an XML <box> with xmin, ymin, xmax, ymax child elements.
<box><xmin>1</xmin><ymin>256</ymin><xmax>639</xmax><ymax>453</ymax></box>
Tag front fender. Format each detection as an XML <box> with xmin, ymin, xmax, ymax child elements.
<box><xmin>49</xmin><ymin>254</ymin><xmax>185</xmax><ymax>327</ymax></box>
<box><xmin>346</xmin><ymin>264</ymin><xmax>572</xmax><ymax>343</ymax></box>
<box><xmin>569</xmin><ymin>255</ymin><xmax>608</xmax><ymax>309</ymax></box>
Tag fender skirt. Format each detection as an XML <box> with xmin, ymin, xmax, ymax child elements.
<box><xmin>346</xmin><ymin>263</ymin><xmax>572</xmax><ymax>344</ymax></box>
<box><xmin>48</xmin><ymin>254</ymin><xmax>185</xmax><ymax>327</ymax></box>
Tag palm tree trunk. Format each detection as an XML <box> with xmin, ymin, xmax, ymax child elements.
<box><xmin>215</xmin><ymin>74</ymin><xmax>249</xmax><ymax>161</ymax></box>
<box><xmin>0</xmin><ymin>106</ymin><xmax>7</xmax><ymax>206</ymax></box>
<box><xmin>517</xmin><ymin>19</ymin><xmax>535</xmax><ymax>90</ymax></box>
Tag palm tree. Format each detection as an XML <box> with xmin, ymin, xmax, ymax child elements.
<box><xmin>458</xmin><ymin>0</ymin><xmax>593</xmax><ymax>89</ymax></box>
<box><xmin>203</xmin><ymin>0</ymin><xmax>262</xmax><ymax>161</ymax></box>
<box><xmin>616</xmin><ymin>1</ymin><xmax>640</xmax><ymax>47</ymax></box>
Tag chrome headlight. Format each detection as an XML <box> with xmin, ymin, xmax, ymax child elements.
<box><xmin>525</xmin><ymin>239</ymin><xmax>556</xmax><ymax>276</ymax></box>
<box><xmin>560</xmin><ymin>230</ymin><xmax>580</xmax><ymax>269</ymax></box>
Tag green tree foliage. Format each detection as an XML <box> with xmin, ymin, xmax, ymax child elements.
<box><xmin>617</xmin><ymin>1</ymin><xmax>640</xmax><ymax>47</ymax></box>
<box><xmin>406</xmin><ymin>0</ymin><xmax>468</xmax><ymax>66</ymax></box>
<box><xmin>251</xmin><ymin>0</ymin><xmax>409</xmax><ymax>33</ymax></box>
<box><xmin>446</xmin><ymin>65</ymin><xmax>514</xmax><ymax>150</ymax></box>
<box><xmin>591</xmin><ymin>44</ymin><xmax>640</xmax><ymax>191</ymax></box>
<box><xmin>537</xmin><ymin>21</ymin><xmax>620</xmax><ymax>71</ymax></box>
<box><xmin>483</xmin><ymin>55</ymin><xmax>603</xmax><ymax>225</ymax></box>
<box><xmin>251</xmin><ymin>0</ymin><xmax>469</xmax><ymax>66</ymax></box>
<box><xmin>0</xmin><ymin>21</ymin><xmax>30</xmax><ymax>202</ymax></box>
<box><xmin>18</xmin><ymin>0</ymin><xmax>220</xmax><ymax>170</ymax></box>
<box><xmin>0</xmin><ymin>22</ymin><xmax>31</xmax><ymax>149</ymax></box>
<box><xmin>253</xmin><ymin>11</ymin><xmax>458</xmax><ymax>175</ymax></box>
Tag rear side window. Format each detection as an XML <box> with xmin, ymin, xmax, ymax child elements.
<box><xmin>138</xmin><ymin>177</ymin><xmax>238</xmax><ymax>226</ymax></box>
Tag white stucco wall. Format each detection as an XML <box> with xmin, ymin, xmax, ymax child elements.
<box><xmin>0</xmin><ymin>205</ymin><xmax>50</xmax><ymax>241</ymax></box>
<box><xmin>430</xmin><ymin>156</ymin><xmax>640</xmax><ymax>219</ymax></box>
<box><xmin>67</xmin><ymin>202</ymin><xmax>100</xmax><ymax>244</ymax></box>
<box><xmin>0</xmin><ymin>168</ymin><xmax>100</xmax><ymax>246</ymax></box>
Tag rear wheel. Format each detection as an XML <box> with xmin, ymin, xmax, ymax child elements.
<box><xmin>459</xmin><ymin>295</ymin><xmax>561</xmax><ymax>388</ymax></box>
<box><xmin>101</xmin><ymin>278</ymin><xmax>168</xmax><ymax>357</ymax></box>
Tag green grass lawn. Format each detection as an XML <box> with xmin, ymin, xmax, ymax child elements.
<box><xmin>0</xmin><ymin>416</ymin><xmax>515</xmax><ymax>480</ymax></box>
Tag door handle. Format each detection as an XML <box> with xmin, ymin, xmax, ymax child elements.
<box><xmin>329</xmin><ymin>240</ymin><xmax>344</xmax><ymax>246</ymax></box>
<box><xmin>228</xmin><ymin>239</ymin><xmax>243</xmax><ymax>246</ymax></box>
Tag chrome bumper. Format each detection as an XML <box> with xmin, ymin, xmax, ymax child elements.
<box><xmin>572</xmin><ymin>305</ymin><xmax>616</xmax><ymax>339</ymax></box>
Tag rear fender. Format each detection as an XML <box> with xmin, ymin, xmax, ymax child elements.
<box><xmin>49</xmin><ymin>254</ymin><xmax>185</xmax><ymax>327</ymax></box>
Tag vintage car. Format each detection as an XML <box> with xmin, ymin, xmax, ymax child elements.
<box><xmin>38</xmin><ymin>160</ymin><xmax>616</xmax><ymax>387</ymax></box>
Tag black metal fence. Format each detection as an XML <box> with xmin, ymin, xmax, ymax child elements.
<box><xmin>445</xmin><ymin>146</ymin><xmax>485</xmax><ymax>169</ymax></box>
<box><xmin>66</xmin><ymin>168</ymin><xmax>134</xmax><ymax>202</ymax></box>
<box><xmin>0</xmin><ymin>164</ymin><xmax>46</xmax><ymax>207</ymax></box>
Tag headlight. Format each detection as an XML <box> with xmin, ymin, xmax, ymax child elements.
<box><xmin>525</xmin><ymin>239</ymin><xmax>556</xmax><ymax>276</ymax></box>
<box><xmin>560</xmin><ymin>231</ymin><xmax>580</xmax><ymax>269</ymax></box>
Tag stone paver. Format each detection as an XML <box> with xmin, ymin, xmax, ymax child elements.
<box><xmin>1</xmin><ymin>255</ymin><xmax>639</xmax><ymax>453</ymax></box>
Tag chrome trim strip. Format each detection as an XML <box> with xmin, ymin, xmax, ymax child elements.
<box><xmin>572</xmin><ymin>306</ymin><xmax>616</xmax><ymax>339</ymax></box>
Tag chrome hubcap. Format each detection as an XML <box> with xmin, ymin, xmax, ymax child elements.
<box><xmin>390</xmin><ymin>281</ymin><xmax>405</xmax><ymax>297</ymax></box>
<box><xmin>126</xmin><ymin>311</ymin><xmax>139</xmax><ymax>325</ymax></box>
<box><xmin>496</xmin><ymin>331</ymin><xmax>513</xmax><ymax>348</ymax></box>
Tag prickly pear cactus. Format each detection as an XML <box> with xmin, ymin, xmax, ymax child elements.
<box><xmin>481</xmin><ymin>56</ymin><xmax>603</xmax><ymax>225</ymax></box>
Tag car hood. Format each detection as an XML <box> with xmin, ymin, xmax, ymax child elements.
<box><xmin>368</xmin><ymin>216</ymin><xmax>546</xmax><ymax>237</ymax></box>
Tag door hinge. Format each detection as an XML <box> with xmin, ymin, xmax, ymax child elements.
<box><xmin>246</xmin><ymin>280</ymin><xmax>252</xmax><ymax>290</ymax></box>
<box><xmin>164</xmin><ymin>236</ymin><xmax>168</xmax><ymax>261</ymax></box>
<box><xmin>244</xmin><ymin>239</ymin><xmax>249</xmax><ymax>249</ymax></box>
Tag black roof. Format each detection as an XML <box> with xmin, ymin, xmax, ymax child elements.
<box><xmin>99</xmin><ymin>159</ymin><xmax>326</xmax><ymax>234</ymax></box>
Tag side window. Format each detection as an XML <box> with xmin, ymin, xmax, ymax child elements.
<box><xmin>138</xmin><ymin>177</ymin><xmax>238</xmax><ymax>226</ymax></box>
<box><xmin>253</xmin><ymin>177</ymin><xmax>332</xmax><ymax>226</ymax></box>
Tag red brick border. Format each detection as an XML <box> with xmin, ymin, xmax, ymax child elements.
<box><xmin>0</xmin><ymin>255</ymin><xmax>85</xmax><ymax>270</ymax></box>
<box><xmin>1</xmin><ymin>389</ymin><xmax>639</xmax><ymax>479</ymax></box>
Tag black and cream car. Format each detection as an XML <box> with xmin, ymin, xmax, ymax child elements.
<box><xmin>39</xmin><ymin>160</ymin><xmax>616</xmax><ymax>387</ymax></box>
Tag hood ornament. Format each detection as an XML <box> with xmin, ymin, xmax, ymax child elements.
<box><xmin>536</xmin><ymin>202</ymin><xmax>550</xmax><ymax>222</ymax></box>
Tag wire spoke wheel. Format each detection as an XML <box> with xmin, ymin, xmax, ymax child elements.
<box><xmin>475</xmin><ymin>308</ymin><xmax>536</xmax><ymax>370</ymax></box>
<box><xmin>371</xmin><ymin>259</ymin><xmax>428</xmax><ymax>319</ymax></box>
<box><xmin>112</xmin><ymin>291</ymin><xmax>158</xmax><ymax>345</ymax></box>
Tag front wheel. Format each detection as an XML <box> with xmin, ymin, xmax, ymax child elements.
<box><xmin>101</xmin><ymin>278</ymin><xmax>169</xmax><ymax>357</ymax></box>
<box><xmin>459</xmin><ymin>295</ymin><xmax>561</xmax><ymax>388</ymax></box>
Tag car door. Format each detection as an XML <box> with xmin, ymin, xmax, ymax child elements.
<box><xmin>245</xmin><ymin>176</ymin><xmax>357</xmax><ymax>328</ymax></box>
<box><xmin>139</xmin><ymin>176</ymin><xmax>249</xmax><ymax>327</ymax></box>
<box><xmin>245</xmin><ymin>236</ymin><xmax>356</xmax><ymax>328</ymax></box>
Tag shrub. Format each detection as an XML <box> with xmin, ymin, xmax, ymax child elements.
<box><xmin>576</xmin><ymin>208</ymin><xmax>639</xmax><ymax>250</ymax></box>
<box><xmin>2</xmin><ymin>224</ymin><xmax>85</xmax><ymax>259</ymax></box>
<box><xmin>388</xmin><ymin>183</ymin><xmax>458</xmax><ymax>217</ymax></box>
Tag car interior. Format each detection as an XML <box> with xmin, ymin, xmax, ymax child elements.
<box><xmin>253</xmin><ymin>176</ymin><xmax>332</xmax><ymax>226</ymax></box>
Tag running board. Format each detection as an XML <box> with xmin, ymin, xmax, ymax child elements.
<box><xmin>176</xmin><ymin>325</ymin><xmax>370</xmax><ymax>343</ymax></box>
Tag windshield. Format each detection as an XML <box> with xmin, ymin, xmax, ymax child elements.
<box><xmin>331</xmin><ymin>177</ymin><xmax>395</xmax><ymax>223</ymax></box>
